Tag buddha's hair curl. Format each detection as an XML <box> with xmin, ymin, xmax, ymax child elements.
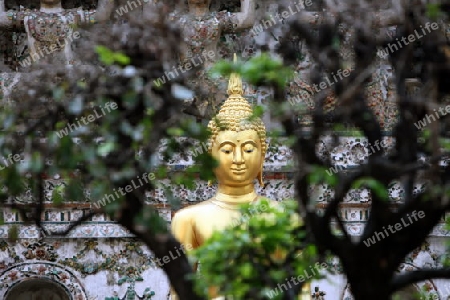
<box><xmin>206</xmin><ymin>97</ymin><xmax>267</xmax><ymax>156</ymax></box>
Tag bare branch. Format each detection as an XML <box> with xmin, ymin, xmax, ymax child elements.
<box><xmin>390</xmin><ymin>268</ymin><xmax>450</xmax><ymax>293</ymax></box>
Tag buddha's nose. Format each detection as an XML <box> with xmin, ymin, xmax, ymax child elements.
<box><xmin>233</xmin><ymin>149</ymin><xmax>245</xmax><ymax>164</ymax></box>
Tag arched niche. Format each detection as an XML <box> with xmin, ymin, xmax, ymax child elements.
<box><xmin>0</xmin><ymin>262</ymin><xmax>88</xmax><ymax>300</ymax></box>
<box><xmin>4</xmin><ymin>278</ymin><xmax>71</xmax><ymax>300</ymax></box>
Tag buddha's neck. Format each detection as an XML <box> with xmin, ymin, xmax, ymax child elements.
<box><xmin>216</xmin><ymin>184</ymin><xmax>256</xmax><ymax>203</ymax></box>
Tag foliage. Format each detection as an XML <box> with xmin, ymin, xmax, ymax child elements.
<box><xmin>95</xmin><ymin>46</ymin><xmax>131</xmax><ymax>66</ymax></box>
<box><xmin>211</xmin><ymin>53</ymin><xmax>293</xmax><ymax>88</ymax></box>
<box><xmin>193</xmin><ymin>199</ymin><xmax>321</xmax><ymax>299</ymax></box>
<box><xmin>351</xmin><ymin>177</ymin><xmax>389</xmax><ymax>200</ymax></box>
<box><xmin>0</xmin><ymin>4</ymin><xmax>205</xmax><ymax>299</ymax></box>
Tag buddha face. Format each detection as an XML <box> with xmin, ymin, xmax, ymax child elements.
<box><xmin>211</xmin><ymin>129</ymin><xmax>263</xmax><ymax>187</ymax></box>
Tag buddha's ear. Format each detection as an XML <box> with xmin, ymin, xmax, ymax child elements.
<box><xmin>257</xmin><ymin>162</ymin><xmax>264</xmax><ymax>188</ymax></box>
<box><xmin>257</xmin><ymin>172</ymin><xmax>264</xmax><ymax>188</ymax></box>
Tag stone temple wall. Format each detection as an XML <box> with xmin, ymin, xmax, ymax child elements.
<box><xmin>0</xmin><ymin>0</ymin><xmax>449</xmax><ymax>299</ymax></box>
<box><xmin>1</xmin><ymin>136</ymin><xmax>449</xmax><ymax>299</ymax></box>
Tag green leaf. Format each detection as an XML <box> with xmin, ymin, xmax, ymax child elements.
<box><xmin>426</xmin><ymin>3</ymin><xmax>441</xmax><ymax>20</ymax></box>
<box><xmin>352</xmin><ymin>177</ymin><xmax>389</xmax><ymax>200</ymax></box>
<box><xmin>5</xmin><ymin>168</ymin><xmax>25</xmax><ymax>196</ymax></box>
<box><xmin>8</xmin><ymin>224</ymin><xmax>18</xmax><ymax>243</ymax></box>
<box><xmin>440</xmin><ymin>138</ymin><xmax>450</xmax><ymax>151</ymax></box>
<box><xmin>65</xmin><ymin>179</ymin><xmax>85</xmax><ymax>202</ymax></box>
<box><xmin>103</xmin><ymin>196</ymin><xmax>122</xmax><ymax>216</ymax></box>
<box><xmin>167</xmin><ymin>127</ymin><xmax>184</xmax><ymax>137</ymax></box>
<box><xmin>113</xmin><ymin>52</ymin><xmax>130</xmax><ymax>65</ymax></box>
<box><xmin>155</xmin><ymin>166</ymin><xmax>167</xmax><ymax>179</ymax></box>
<box><xmin>248</xmin><ymin>105</ymin><xmax>264</xmax><ymax>122</ymax></box>
<box><xmin>95</xmin><ymin>45</ymin><xmax>115</xmax><ymax>65</ymax></box>
<box><xmin>56</xmin><ymin>136</ymin><xmax>76</xmax><ymax>168</ymax></box>
<box><xmin>211</xmin><ymin>53</ymin><xmax>293</xmax><ymax>88</ymax></box>
<box><xmin>30</xmin><ymin>152</ymin><xmax>43</xmax><ymax>173</ymax></box>
<box><xmin>52</xmin><ymin>185</ymin><xmax>65</xmax><ymax>206</ymax></box>
<box><xmin>209</xmin><ymin>60</ymin><xmax>236</xmax><ymax>78</ymax></box>
<box><xmin>307</xmin><ymin>165</ymin><xmax>338</xmax><ymax>186</ymax></box>
<box><xmin>95</xmin><ymin>45</ymin><xmax>130</xmax><ymax>66</ymax></box>
<box><xmin>332</xmin><ymin>35</ymin><xmax>340</xmax><ymax>50</ymax></box>
<box><xmin>97</xmin><ymin>142</ymin><xmax>116</xmax><ymax>157</ymax></box>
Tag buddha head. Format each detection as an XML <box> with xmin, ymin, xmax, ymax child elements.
<box><xmin>207</xmin><ymin>57</ymin><xmax>267</xmax><ymax>188</ymax></box>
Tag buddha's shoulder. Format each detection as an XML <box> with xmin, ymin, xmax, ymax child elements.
<box><xmin>172</xmin><ymin>199</ymin><xmax>215</xmax><ymax>221</ymax></box>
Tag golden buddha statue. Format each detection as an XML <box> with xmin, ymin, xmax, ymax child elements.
<box><xmin>171</xmin><ymin>55</ymin><xmax>311</xmax><ymax>299</ymax></box>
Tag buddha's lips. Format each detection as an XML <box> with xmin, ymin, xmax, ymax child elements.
<box><xmin>231</xmin><ymin>168</ymin><xmax>246</xmax><ymax>174</ymax></box>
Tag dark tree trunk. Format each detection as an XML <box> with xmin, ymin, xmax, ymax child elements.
<box><xmin>347</xmin><ymin>274</ymin><xmax>391</xmax><ymax>300</ymax></box>
<box><xmin>341</xmin><ymin>247</ymin><xmax>395</xmax><ymax>300</ymax></box>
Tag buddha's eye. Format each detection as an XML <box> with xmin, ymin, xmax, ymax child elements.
<box><xmin>221</xmin><ymin>146</ymin><xmax>233</xmax><ymax>154</ymax></box>
<box><xmin>243</xmin><ymin>145</ymin><xmax>255</xmax><ymax>153</ymax></box>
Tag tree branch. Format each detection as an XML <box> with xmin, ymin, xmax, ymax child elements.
<box><xmin>390</xmin><ymin>268</ymin><xmax>450</xmax><ymax>293</ymax></box>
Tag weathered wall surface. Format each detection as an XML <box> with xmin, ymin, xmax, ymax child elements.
<box><xmin>0</xmin><ymin>0</ymin><xmax>449</xmax><ymax>299</ymax></box>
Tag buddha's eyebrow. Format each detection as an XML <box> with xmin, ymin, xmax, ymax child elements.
<box><xmin>218</xmin><ymin>140</ymin><xmax>258</xmax><ymax>147</ymax></box>
<box><xmin>241</xmin><ymin>140</ymin><xmax>257</xmax><ymax>146</ymax></box>
<box><xmin>219</xmin><ymin>141</ymin><xmax>236</xmax><ymax>147</ymax></box>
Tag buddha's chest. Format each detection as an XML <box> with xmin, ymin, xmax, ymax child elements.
<box><xmin>193</xmin><ymin>210</ymin><xmax>241</xmax><ymax>246</ymax></box>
